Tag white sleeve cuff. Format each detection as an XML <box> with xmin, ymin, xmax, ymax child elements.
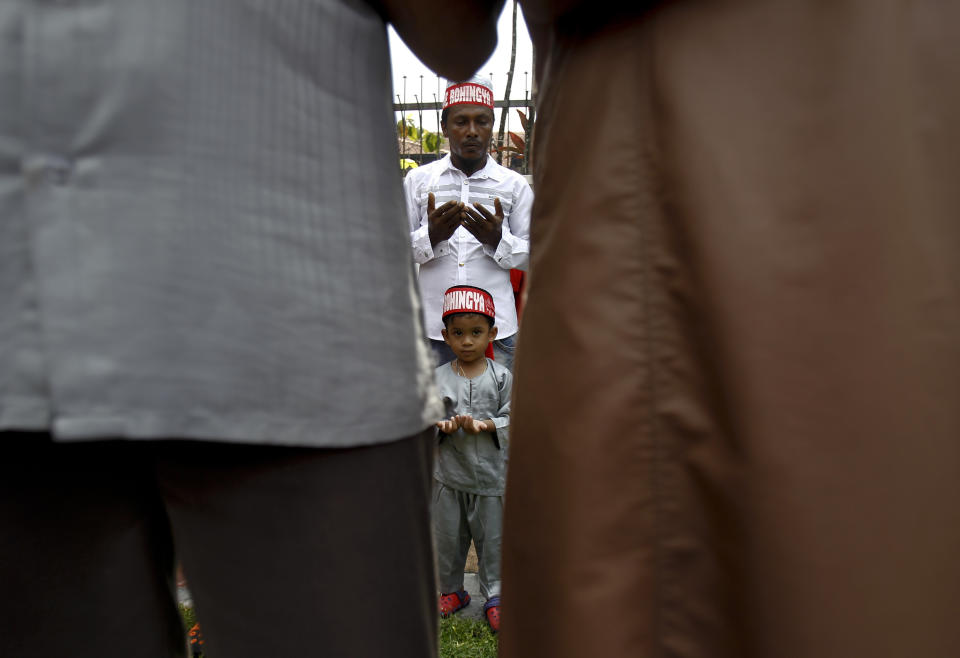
<box><xmin>487</xmin><ymin>234</ymin><xmax>514</xmax><ymax>267</ymax></box>
<box><xmin>412</xmin><ymin>227</ymin><xmax>436</xmax><ymax>263</ymax></box>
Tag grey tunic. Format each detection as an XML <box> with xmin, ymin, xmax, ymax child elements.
<box><xmin>0</xmin><ymin>0</ymin><xmax>441</xmax><ymax>446</ymax></box>
<box><xmin>434</xmin><ymin>358</ymin><xmax>511</xmax><ymax>495</ymax></box>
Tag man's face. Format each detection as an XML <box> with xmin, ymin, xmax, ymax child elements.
<box><xmin>442</xmin><ymin>104</ymin><xmax>494</xmax><ymax>168</ymax></box>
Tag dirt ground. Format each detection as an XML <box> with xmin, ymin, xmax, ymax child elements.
<box><xmin>465</xmin><ymin>542</ymin><xmax>478</xmax><ymax>573</ymax></box>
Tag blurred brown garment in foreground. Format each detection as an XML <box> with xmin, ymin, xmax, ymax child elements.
<box><xmin>501</xmin><ymin>2</ymin><xmax>960</xmax><ymax>657</ymax></box>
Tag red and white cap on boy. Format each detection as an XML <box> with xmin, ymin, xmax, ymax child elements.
<box><xmin>442</xmin><ymin>285</ymin><xmax>495</xmax><ymax>321</ymax></box>
<box><xmin>442</xmin><ymin>75</ymin><xmax>495</xmax><ymax>110</ymax></box>
<box><xmin>442</xmin><ymin>285</ymin><xmax>497</xmax><ymax>359</ymax></box>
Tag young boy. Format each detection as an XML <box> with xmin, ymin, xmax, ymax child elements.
<box><xmin>433</xmin><ymin>285</ymin><xmax>512</xmax><ymax>633</ymax></box>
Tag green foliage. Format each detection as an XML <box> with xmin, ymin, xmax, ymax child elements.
<box><xmin>439</xmin><ymin>616</ymin><xmax>498</xmax><ymax>658</ymax></box>
<box><xmin>423</xmin><ymin>131</ymin><xmax>441</xmax><ymax>153</ymax></box>
<box><xmin>397</xmin><ymin>114</ymin><xmax>419</xmax><ymax>140</ymax></box>
<box><xmin>398</xmin><ymin>114</ymin><xmax>444</xmax><ymax>154</ymax></box>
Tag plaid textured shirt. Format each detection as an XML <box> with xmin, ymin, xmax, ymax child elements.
<box><xmin>0</xmin><ymin>0</ymin><xmax>440</xmax><ymax>446</ymax></box>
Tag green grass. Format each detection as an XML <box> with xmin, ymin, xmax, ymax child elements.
<box><xmin>179</xmin><ymin>604</ymin><xmax>197</xmax><ymax>628</ymax></box>
<box><xmin>439</xmin><ymin>616</ymin><xmax>498</xmax><ymax>658</ymax></box>
<box><xmin>179</xmin><ymin>605</ymin><xmax>497</xmax><ymax>657</ymax></box>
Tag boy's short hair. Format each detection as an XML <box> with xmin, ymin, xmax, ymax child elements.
<box><xmin>442</xmin><ymin>311</ymin><xmax>495</xmax><ymax>329</ymax></box>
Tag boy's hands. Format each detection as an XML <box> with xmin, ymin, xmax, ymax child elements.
<box><xmin>457</xmin><ymin>414</ymin><xmax>492</xmax><ymax>434</ymax></box>
<box><xmin>436</xmin><ymin>417</ymin><xmax>460</xmax><ymax>434</ymax></box>
<box><xmin>435</xmin><ymin>415</ymin><xmax>493</xmax><ymax>434</ymax></box>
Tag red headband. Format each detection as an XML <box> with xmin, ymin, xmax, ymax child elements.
<box><xmin>442</xmin><ymin>286</ymin><xmax>496</xmax><ymax>321</ymax></box>
<box><xmin>443</xmin><ymin>82</ymin><xmax>494</xmax><ymax>110</ymax></box>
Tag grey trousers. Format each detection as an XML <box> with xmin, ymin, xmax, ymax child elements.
<box><xmin>433</xmin><ymin>481</ymin><xmax>504</xmax><ymax>601</ymax></box>
<box><xmin>0</xmin><ymin>430</ymin><xmax>437</xmax><ymax>658</ymax></box>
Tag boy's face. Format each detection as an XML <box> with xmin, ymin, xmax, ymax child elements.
<box><xmin>441</xmin><ymin>313</ymin><xmax>498</xmax><ymax>364</ymax></box>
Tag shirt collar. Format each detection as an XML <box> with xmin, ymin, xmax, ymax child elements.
<box><xmin>440</xmin><ymin>154</ymin><xmax>504</xmax><ymax>182</ymax></box>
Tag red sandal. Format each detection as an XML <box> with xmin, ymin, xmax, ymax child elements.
<box><xmin>438</xmin><ymin>589</ymin><xmax>471</xmax><ymax>618</ymax></box>
<box><xmin>483</xmin><ymin>596</ymin><xmax>501</xmax><ymax>633</ymax></box>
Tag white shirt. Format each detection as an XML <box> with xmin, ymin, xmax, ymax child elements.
<box><xmin>406</xmin><ymin>155</ymin><xmax>533</xmax><ymax>339</ymax></box>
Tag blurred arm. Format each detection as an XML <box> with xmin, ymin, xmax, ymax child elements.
<box><xmin>374</xmin><ymin>0</ymin><xmax>506</xmax><ymax>81</ymax></box>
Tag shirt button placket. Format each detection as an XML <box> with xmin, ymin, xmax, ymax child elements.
<box><xmin>460</xmin><ymin>180</ymin><xmax>470</xmax><ymax>233</ymax></box>
<box><xmin>457</xmin><ymin>179</ymin><xmax>470</xmax><ymax>282</ymax></box>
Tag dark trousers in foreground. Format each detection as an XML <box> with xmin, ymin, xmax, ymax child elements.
<box><xmin>0</xmin><ymin>430</ymin><xmax>436</xmax><ymax>658</ymax></box>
